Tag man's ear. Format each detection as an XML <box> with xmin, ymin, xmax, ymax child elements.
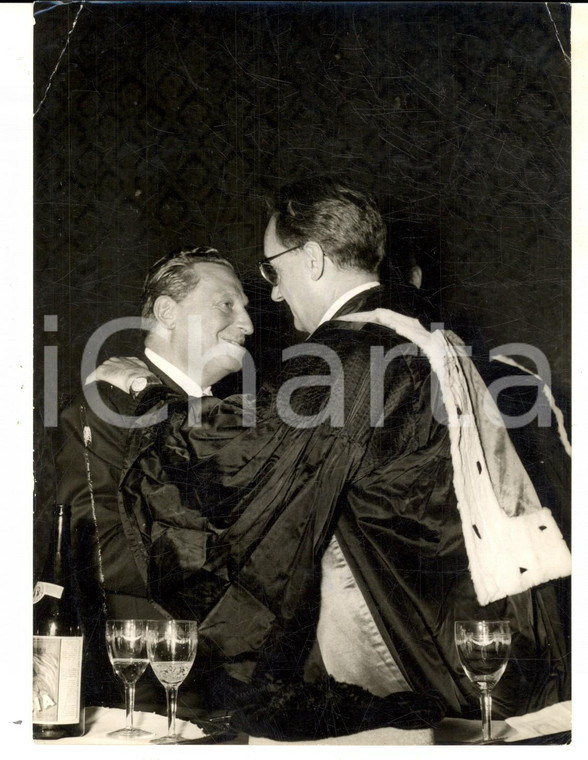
<box><xmin>408</xmin><ymin>265</ymin><xmax>423</xmax><ymax>289</ymax></box>
<box><xmin>152</xmin><ymin>295</ymin><xmax>177</xmax><ymax>330</ymax></box>
<box><xmin>303</xmin><ymin>240</ymin><xmax>325</xmax><ymax>281</ymax></box>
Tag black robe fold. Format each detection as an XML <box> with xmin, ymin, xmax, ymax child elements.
<box><xmin>119</xmin><ymin>287</ymin><xmax>570</xmax><ymax>723</ymax></box>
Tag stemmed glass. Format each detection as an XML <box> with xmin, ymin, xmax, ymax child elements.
<box><xmin>105</xmin><ymin>619</ymin><xmax>153</xmax><ymax>739</ymax></box>
<box><xmin>454</xmin><ymin>620</ymin><xmax>511</xmax><ymax>743</ymax></box>
<box><xmin>146</xmin><ymin>619</ymin><xmax>198</xmax><ymax>744</ymax></box>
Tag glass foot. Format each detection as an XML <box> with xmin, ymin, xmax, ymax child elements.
<box><xmin>107</xmin><ymin>726</ymin><xmax>155</xmax><ymax>739</ymax></box>
<box><xmin>150</xmin><ymin>734</ymin><xmax>183</xmax><ymax>744</ymax></box>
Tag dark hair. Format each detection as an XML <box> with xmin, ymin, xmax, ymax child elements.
<box><xmin>140</xmin><ymin>246</ymin><xmax>234</xmax><ymax>318</ymax></box>
<box><xmin>267</xmin><ymin>176</ymin><xmax>386</xmax><ymax>274</ymax></box>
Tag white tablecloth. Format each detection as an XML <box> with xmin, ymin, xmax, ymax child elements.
<box><xmin>250</xmin><ymin>701</ymin><xmax>572</xmax><ymax>745</ymax></box>
<box><xmin>505</xmin><ymin>700</ymin><xmax>571</xmax><ymax>741</ymax></box>
<box><xmin>33</xmin><ymin>706</ymin><xmax>206</xmax><ymax>744</ymax></box>
<box><xmin>249</xmin><ymin>725</ymin><xmax>435</xmax><ymax>745</ymax></box>
<box><xmin>33</xmin><ymin>700</ymin><xmax>571</xmax><ymax>745</ymax></box>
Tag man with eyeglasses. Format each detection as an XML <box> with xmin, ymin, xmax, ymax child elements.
<box><xmin>254</xmin><ymin>176</ymin><xmax>568</xmax><ymax>710</ymax></box>
<box><xmin>95</xmin><ymin>177</ymin><xmax>570</xmax><ymax>737</ymax></box>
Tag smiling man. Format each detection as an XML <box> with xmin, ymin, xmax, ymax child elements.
<box><xmin>139</xmin><ymin>252</ymin><xmax>253</xmax><ymax>394</ymax></box>
<box><xmin>54</xmin><ymin>246</ymin><xmax>253</xmax><ymax>706</ymax></box>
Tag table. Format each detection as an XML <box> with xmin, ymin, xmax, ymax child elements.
<box><xmin>33</xmin><ymin>701</ymin><xmax>571</xmax><ymax>746</ymax></box>
<box><xmin>33</xmin><ymin>707</ymin><xmax>247</xmax><ymax>745</ymax></box>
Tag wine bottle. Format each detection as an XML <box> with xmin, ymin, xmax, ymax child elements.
<box><xmin>33</xmin><ymin>503</ymin><xmax>86</xmax><ymax>739</ymax></box>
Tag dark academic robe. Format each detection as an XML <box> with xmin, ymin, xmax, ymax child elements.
<box><xmin>119</xmin><ymin>286</ymin><xmax>570</xmax><ymax>727</ymax></box>
<box><xmin>55</xmin><ymin>358</ymin><xmax>190</xmax><ymax>706</ymax></box>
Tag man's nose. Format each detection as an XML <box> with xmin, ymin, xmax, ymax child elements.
<box><xmin>237</xmin><ymin>309</ymin><xmax>254</xmax><ymax>335</ymax></box>
<box><xmin>271</xmin><ymin>284</ymin><xmax>284</xmax><ymax>303</ymax></box>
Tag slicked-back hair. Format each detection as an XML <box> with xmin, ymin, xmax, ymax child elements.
<box><xmin>140</xmin><ymin>246</ymin><xmax>235</xmax><ymax>318</ymax></box>
<box><xmin>268</xmin><ymin>176</ymin><xmax>386</xmax><ymax>274</ymax></box>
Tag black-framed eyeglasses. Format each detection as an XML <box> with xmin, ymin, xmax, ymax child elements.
<box><xmin>258</xmin><ymin>245</ymin><xmax>301</xmax><ymax>286</ymax></box>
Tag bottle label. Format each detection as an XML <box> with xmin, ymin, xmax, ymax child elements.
<box><xmin>33</xmin><ymin>582</ymin><xmax>64</xmax><ymax>604</ymax></box>
<box><xmin>33</xmin><ymin>636</ymin><xmax>83</xmax><ymax>725</ymax></box>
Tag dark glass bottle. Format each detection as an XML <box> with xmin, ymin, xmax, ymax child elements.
<box><xmin>33</xmin><ymin>504</ymin><xmax>86</xmax><ymax>739</ymax></box>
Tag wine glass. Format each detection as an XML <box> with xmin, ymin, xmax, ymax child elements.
<box><xmin>454</xmin><ymin>620</ymin><xmax>511</xmax><ymax>743</ymax></box>
<box><xmin>146</xmin><ymin>619</ymin><xmax>198</xmax><ymax>744</ymax></box>
<box><xmin>105</xmin><ymin>619</ymin><xmax>153</xmax><ymax>739</ymax></box>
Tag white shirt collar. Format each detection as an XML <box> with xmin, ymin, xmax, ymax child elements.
<box><xmin>317</xmin><ymin>281</ymin><xmax>380</xmax><ymax>327</ymax></box>
<box><xmin>144</xmin><ymin>347</ymin><xmax>212</xmax><ymax>398</ymax></box>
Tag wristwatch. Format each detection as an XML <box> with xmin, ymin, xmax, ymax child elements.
<box><xmin>130</xmin><ymin>375</ymin><xmax>161</xmax><ymax>399</ymax></box>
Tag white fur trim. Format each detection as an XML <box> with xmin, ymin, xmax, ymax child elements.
<box><xmin>366</xmin><ymin>309</ymin><xmax>571</xmax><ymax>605</ymax></box>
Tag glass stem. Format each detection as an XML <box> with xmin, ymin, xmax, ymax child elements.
<box><xmin>125</xmin><ymin>682</ymin><xmax>135</xmax><ymax>730</ymax></box>
<box><xmin>166</xmin><ymin>686</ymin><xmax>178</xmax><ymax>738</ymax></box>
<box><xmin>479</xmin><ymin>684</ymin><xmax>492</xmax><ymax>742</ymax></box>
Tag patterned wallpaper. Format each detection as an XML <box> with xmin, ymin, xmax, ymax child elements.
<box><xmin>33</xmin><ymin>1</ymin><xmax>571</xmax><ymax>542</ymax></box>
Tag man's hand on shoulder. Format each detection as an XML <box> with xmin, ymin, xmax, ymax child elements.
<box><xmin>85</xmin><ymin>356</ymin><xmax>157</xmax><ymax>395</ymax></box>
